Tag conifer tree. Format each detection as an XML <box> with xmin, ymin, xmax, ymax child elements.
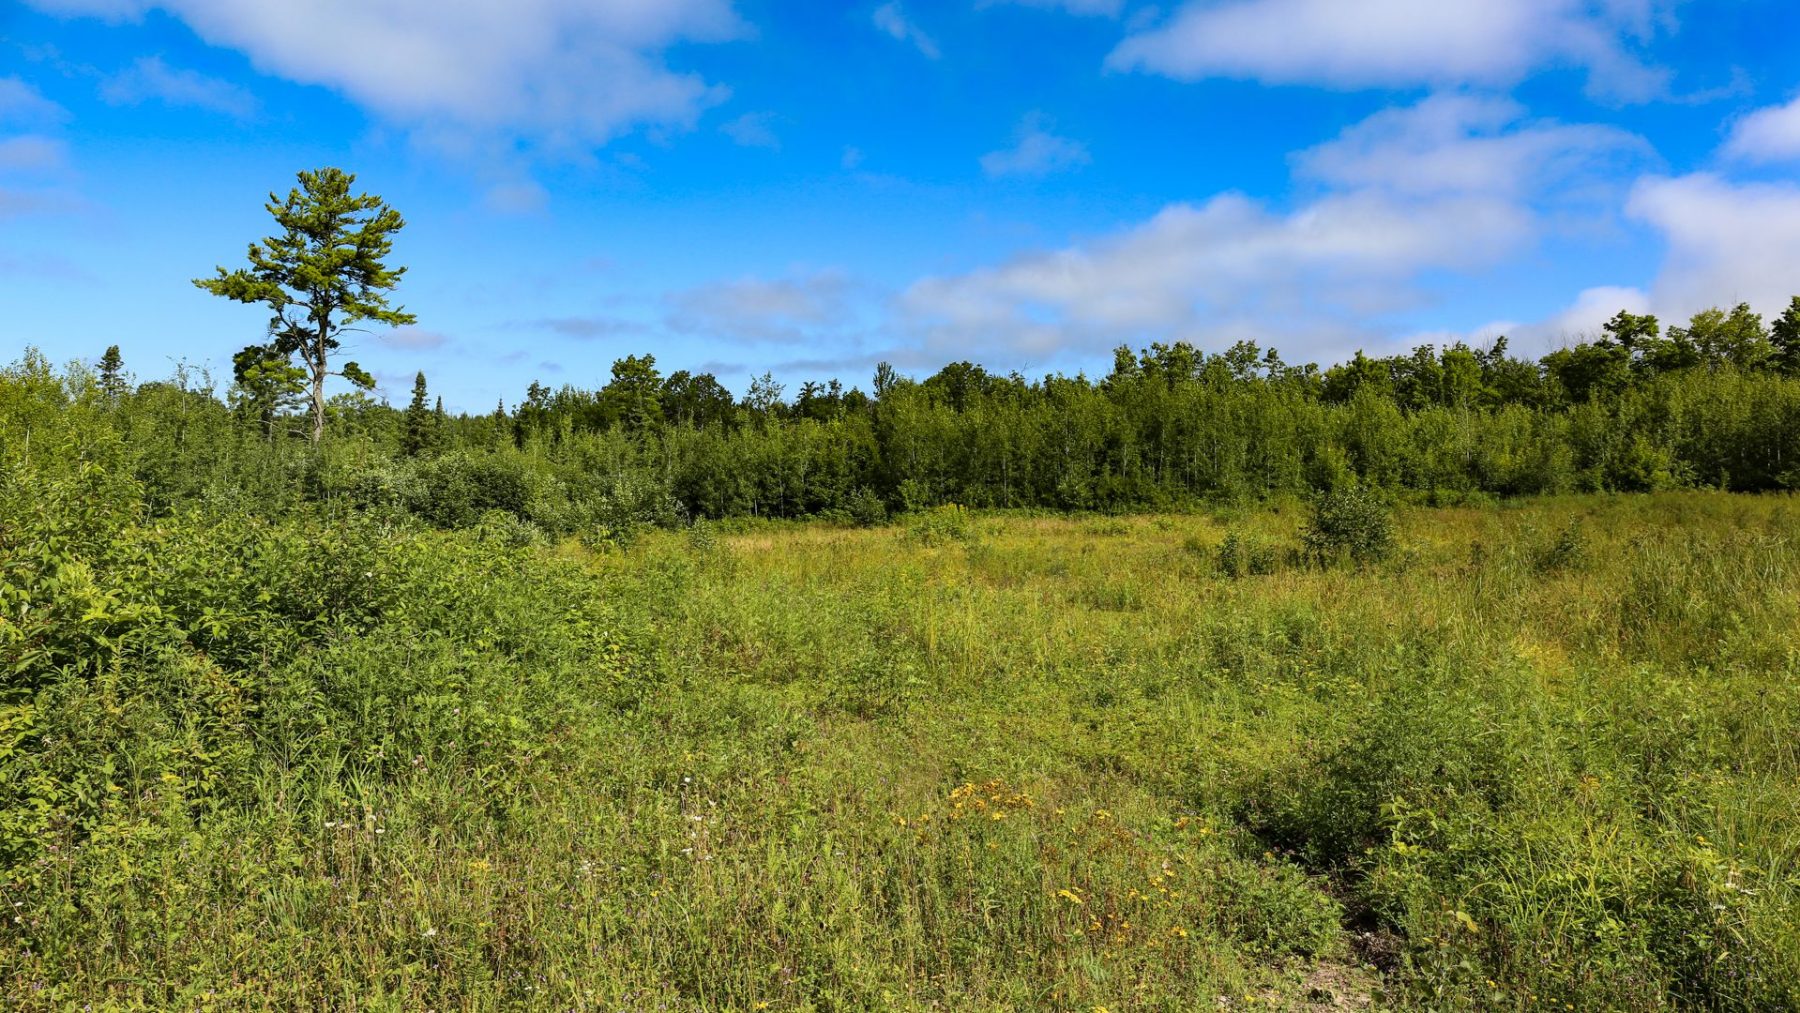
<box><xmin>402</xmin><ymin>371</ymin><xmax>436</xmax><ymax>457</ymax></box>
<box><xmin>196</xmin><ymin>167</ymin><xmax>415</xmax><ymax>442</ymax></box>
<box><xmin>97</xmin><ymin>344</ymin><xmax>126</xmax><ymax>399</ymax></box>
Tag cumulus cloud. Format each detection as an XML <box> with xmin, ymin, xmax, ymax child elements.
<box><xmin>903</xmin><ymin>95</ymin><xmax>1649</xmax><ymax>363</ymax></box>
<box><xmin>1491</xmin><ymin>175</ymin><xmax>1800</xmax><ymax>354</ymax></box>
<box><xmin>28</xmin><ymin>0</ymin><xmax>742</xmax><ymax>148</ymax></box>
<box><xmin>1624</xmin><ymin>173</ymin><xmax>1800</xmax><ymax>318</ymax></box>
<box><xmin>1472</xmin><ymin>284</ymin><xmax>1653</xmax><ymax>354</ymax></box>
<box><xmin>873</xmin><ymin>3</ymin><xmax>941</xmax><ymax>59</ymax></box>
<box><xmin>666</xmin><ymin>271</ymin><xmax>857</xmax><ymax>343</ymax></box>
<box><xmin>101</xmin><ymin>56</ymin><xmax>258</xmax><ymax>117</ymax></box>
<box><xmin>1108</xmin><ymin>0</ymin><xmax>1669</xmax><ymax>100</ymax></box>
<box><xmin>1721</xmin><ymin>94</ymin><xmax>1800</xmax><ymax>164</ymax></box>
<box><xmin>981</xmin><ymin>115</ymin><xmax>1091</xmax><ymax>178</ymax></box>
<box><xmin>1294</xmin><ymin>94</ymin><xmax>1647</xmax><ymax>199</ymax></box>
<box><xmin>902</xmin><ymin>191</ymin><xmax>1528</xmax><ymax>360</ymax></box>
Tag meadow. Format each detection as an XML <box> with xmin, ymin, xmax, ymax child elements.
<box><xmin>6</xmin><ymin>462</ymin><xmax>1798</xmax><ymax>1008</ymax></box>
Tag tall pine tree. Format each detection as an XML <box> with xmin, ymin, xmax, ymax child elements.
<box><xmin>195</xmin><ymin>167</ymin><xmax>415</xmax><ymax>443</ymax></box>
<box><xmin>97</xmin><ymin>345</ymin><xmax>126</xmax><ymax>399</ymax></box>
<box><xmin>402</xmin><ymin>371</ymin><xmax>437</xmax><ymax>456</ymax></box>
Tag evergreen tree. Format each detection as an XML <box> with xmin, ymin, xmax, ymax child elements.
<box><xmin>402</xmin><ymin>371</ymin><xmax>437</xmax><ymax>456</ymax></box>
<box><xmin>195</xmin><ymin>167</ymin><xmax>416</xmax><ymax>442</ymax></box>
<box><xmin>98</xmin><ymin>344</ymin><xmax>127</xmax><ymax>399</ymax></box>
<box><xmin>230</xmin><ymin>343</ymin><xmax>307</xmax><ymax>438</ymax></box>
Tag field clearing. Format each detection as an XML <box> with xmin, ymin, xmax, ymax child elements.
<box><xmin>7</xmin><ymin>493</ymin><xmax>1800</xmax><ymax>1009</ymax></box>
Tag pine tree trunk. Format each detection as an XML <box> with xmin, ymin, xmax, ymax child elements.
<box><xmin>310</xmin><ymin>338</ymin><xmax>328</xmax><ymax>444</ymax></box>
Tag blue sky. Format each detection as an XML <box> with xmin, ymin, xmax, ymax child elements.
<box><xmin>4</xmin><ymin>0</ymin><xmax>1800</xmax><ymax>411</ymax></box>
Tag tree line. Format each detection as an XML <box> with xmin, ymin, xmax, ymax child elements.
<box><xmin>15</xmin><ymin>165</ymin><xmax>1798</xmax><ymax>537</ymax></box>
<box><xmin>47</xmin><ymin>299</ymin><xmax>1800</xmax><ymax>534</ymax></box>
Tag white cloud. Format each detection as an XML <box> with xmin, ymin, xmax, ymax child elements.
<box><xmin>903</xmin><ymin>94</ymin><xmax>1648</xmax><ymax>363</ymax></box>
<box><xmin>1721</xmin><ymin>94</ymin><xmax>1800</xmax><ymax>165</ymax></box>
<box><xmin>722</xmin><ymin>111</ymin><xmax>780</xmax><ymax>150</ymax></box>
<box><xmin>1500</xmin><ymin>174</ymin><xmax>1800</xmax><ymax>354</ymax></box>
<box><xmin>100</xmin><ymin>56</ymin><xmax>258</xmax><ymax>117</ymax></box>
<box><xmin>1483</xmin><ymin>285</ymin><xmax>1651</xmax><ymax>353</ymax></box>
<box><xmin>1294</xmin><ymin>94</ymin><xmax>1647</xmax><ymax>199</ymax></box>
<box><xmin>667</xmin><ymin>271</ymin><xmax>856</xmax><ymax>343</ymax></box>
<box><xmin>1625</xmin><ymin>173</ymin><xmax>1800</xmax><ymax>318</ymax></box>
<box><xmin>981</xmin><ymin>115</ymin><xmax>1091</xmax><ymax>178</ymax></box>
<box><xmin>0</xmin><ymin>77</ymin><xmax>69</xmax><ymax>125</ymax></box>
<box><xmin>28</xmin><ymin>0</ymin><xmax>742</xmax><ymax>148</ymax></box>
<box><xmin>873</xmin><ymin>3</ymin><xmax>941</xmax><ymax>59</ymax></box>
<box><xmin>1108</xmin><ymin>0</ymin><xmax>1668</xmax><ymax>100</ymax></box>
<box><xmin>902</xmin><ymin>191</ymin><xmax>1529</xmax><ymax>360</ymax></box>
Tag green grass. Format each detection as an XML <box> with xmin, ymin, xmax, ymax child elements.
<box><xmin>6</xmin><ymin>493</ymin><xmax>1800</xmax><ymax>1009</ymax></box>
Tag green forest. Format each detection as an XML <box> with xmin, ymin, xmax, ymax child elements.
<box><xmin>39</xmin><ymin>289</ymin><xmax>1800</xmax><ymax>543</ymax></box>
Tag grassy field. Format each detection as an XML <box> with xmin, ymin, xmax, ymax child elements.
<box><xmin>6</xmin><ymin>493</ymin><xmax>1800</xmax><ymax>1009</ymax></box>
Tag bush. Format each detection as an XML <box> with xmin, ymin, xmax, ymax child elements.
<box><xmin>845</xmin><ymin>486</ymin><xmax>889</xmax><ymax>527</ymax></box>
<box><xmin>906</xmin><ymin>504</ymin><xmax>976</xmax><ymax>546</ymax></box>
<box><xmin>402</xmin><ymin>452</ymin><xmax>537</xmax><ymax>529</ymax></box>
<box><xmin>1301</xmin><ymin>484</ymin><xmax>1395</xmax><ymax>568</ymax></box>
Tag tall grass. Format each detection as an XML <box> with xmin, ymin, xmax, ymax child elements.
<box><xmin>5</xmin><ymin>490</ymin><xmax>1799</xmax><ymax>1009</ymax></box>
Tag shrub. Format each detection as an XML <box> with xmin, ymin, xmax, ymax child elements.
<box><xmin>402</xmin><ymin>452</ymin><xmax>537</xmax><ymax>529</ymax></box>
<box><xmin>1300</xmin><ymin>484</ymin><xmax>1395</xmax><ymax>568</ymax></box>
<box><xmin>845</xmin><ymin>486</ymin><xmax>889</xmax><ymax>527</ymax></box>
<box><xmin>906</xmin><ymin>504</ymin><xmax>976</xmax><ymax>546</ymax></box>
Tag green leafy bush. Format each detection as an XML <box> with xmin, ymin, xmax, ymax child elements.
<box><xmin>906</xmin><ymin>503</ymin><xmax>976</xmax><ymax>546</ymax></box>
<box><xmin>402</xmin><ymin>452</ymin><xmax>536</xmax><ymax>528</ymax></box>
<box><xmin>1301</xmin><ymin>484</ymin><xmax>1396</xmax><ymax>567</ymax></box>
<box><xmin>844</xmin><ymin>486</ymin><xmax>889</xmax><ymax>527</ymax></box>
